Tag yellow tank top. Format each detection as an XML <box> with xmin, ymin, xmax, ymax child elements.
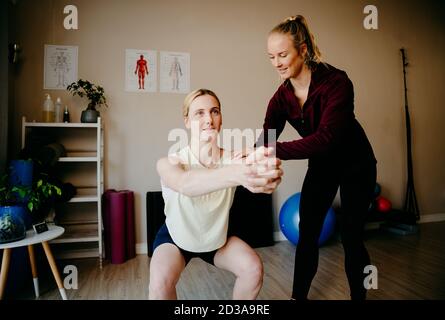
<box><xmin>161</xmin><ymin>146</ymin><xmax>235</xmax><ymax>252</ymax></box>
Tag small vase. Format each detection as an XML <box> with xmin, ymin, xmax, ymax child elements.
<box><xmin>81</xmin><ymin>109</ymin><xmax>100</xmax><ymax>123</ymax></box>
<box><xmin>0</xmin><ymin>206</ymin><xmax>27</xmax><ymax>244</ymax></box>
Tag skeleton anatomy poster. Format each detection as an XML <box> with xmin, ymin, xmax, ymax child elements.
<box><xmin>160</xmin><ymin>51</ymin><xmax>190</xmax><ymax>94</ymax></box>
<box><xmin>44</xmin><ymin>45</ymin><xmax>78</xmax><ymax>90</ymax></box>
<box><xmin>125</xmin><ymin>49</ymin><xmax>157</xmax><ymax>92</ymax></box>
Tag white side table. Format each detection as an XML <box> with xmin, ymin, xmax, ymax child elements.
<box><xmin>0</xmin><ymin>225</ymin><xmax>67</xmax><ymax>300</ymax></box>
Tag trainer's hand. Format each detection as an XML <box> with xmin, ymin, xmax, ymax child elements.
<box><xmin>245</xmin><ymin>146</ymin><xmax>275</xmax><ymax>165</ymax></box>
<box><xmin>240</xmin><ymin>162</ymin><xmax>283</xmax><ymax>194</ymax></box>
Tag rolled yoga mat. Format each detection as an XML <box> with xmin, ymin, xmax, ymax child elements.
<box><xmin>122</xmin><ymin>190</ymin><xmax>136</xmax><ymax>259</ymax></box>
<box><xmin>103</xmin><ymin>189</ymin><xmax>136</xmax><ymax>264</ymax></box>
<box><xmin>107</xmin><ymin>191</ymin><xmax>126</xmax><ymax>264</ymax></box>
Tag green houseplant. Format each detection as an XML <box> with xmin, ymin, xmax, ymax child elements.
<box><xmin>66</xmin><ymin>79</ymin><xmax>108</xmax><ymax>123</ymax></box>
<box><xmin>0</xmin><ymin>172</ymin><xmax>62</xmax><ymax>229</ymax></box>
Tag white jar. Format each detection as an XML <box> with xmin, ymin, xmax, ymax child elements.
<box><xmin>54</xmin><ymin>97</ymin><xmax>63</xmax><ymax>122</ymax></box>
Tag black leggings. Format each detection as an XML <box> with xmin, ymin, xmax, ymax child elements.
<box><xmin>292</xmin><ymin>162</ymin><xmax>376</xmax><ymax>300</ymax></box>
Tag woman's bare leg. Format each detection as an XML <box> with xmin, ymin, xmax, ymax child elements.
<box><xmin>148</xmin><ymin>243</ymin><xmax>185</xmax><ymax>299</ymax></box>
<box><xmin>214</xmin><ymin>236</ymin><xmax>264</xmax><ymax>299</ymax></box>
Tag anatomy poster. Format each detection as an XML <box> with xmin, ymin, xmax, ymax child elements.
<box><xmin>160</xmin><ymin>51</ymin><xmax>190</xmax><ymax>94</ymax></box>
<box><xmin>44</xmin><ymin>45</ymin><xmax>78</xmax><ymax>90</ymax></box>
<box><xmin>125</xmin><ymin>49</ymin><xmax>157</xmax><ymax>92</ymax></box>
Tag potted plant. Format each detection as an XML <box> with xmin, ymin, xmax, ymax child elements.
<box><xmin>0</xmin><ymin>171</ymin><xmax>62</xmax><ymax>242</ymax></box>
<box><xmin>66</xmin><ymin>79</ymin><xmax>108</xmax><ymax>123</ymax></box>
<box><xmin>0</xmin><ymin>173</ymin><xmax>27</xmax><ymax>242</ymax></box>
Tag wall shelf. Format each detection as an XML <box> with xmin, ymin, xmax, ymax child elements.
<box><xmin>51</xmin><ymin>235</ymin><xmax>100</xmax><ymax>244</ymax></box>
<box><xmin>68</xmin><ymin>195</ymin><xmax>99</xmax><ymax>203</ymax></box>
<box><xmin>58</xmin><ymin>157</ymin><xmax>98</xmax><ymax>162</ymax></box>
<box><xmin>23</xmin><ymin>121</ymin><xmax>99</xmax><ymax>128</ymax></box>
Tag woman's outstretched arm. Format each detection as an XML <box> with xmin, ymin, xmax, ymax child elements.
<box><xmin>157</xmin><ymin>148</ymin><xmax>282</xmax><ymax>197</ymax></box>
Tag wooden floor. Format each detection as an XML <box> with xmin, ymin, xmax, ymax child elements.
<box><xmin>12</xmin><ymin>221</ymin><xmax>445</xmax><ymax>300</ymax></box>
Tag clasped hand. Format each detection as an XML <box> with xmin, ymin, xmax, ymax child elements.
<box><xmin>233</xmin><ymin>146</ymin><xmax>283</xmax><ymax>194</ymax></box>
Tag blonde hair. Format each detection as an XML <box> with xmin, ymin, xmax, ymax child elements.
<box><xmin>270</xmin><ymin>15</ymin><xmax>322</xmax><ymax>70</ymax></box>
<box><xmin>182</xmin><ymin>88</ymin><xmax>221</xmax><ymax>118</ymax></box>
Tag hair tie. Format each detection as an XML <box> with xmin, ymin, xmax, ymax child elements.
<box><xmin>286</xmin><ymin>16</ymin><xmax>297</xmax><ymax>22</ymax></box>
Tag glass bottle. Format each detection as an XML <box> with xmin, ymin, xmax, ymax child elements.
<box><xmin>63</xmin><ymin>106</ymin><xmax>70</xmax><ymax>123</ymax></box>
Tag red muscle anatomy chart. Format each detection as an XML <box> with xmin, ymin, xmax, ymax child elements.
<box><xmin>125</xmin><ymin>49</ymin><xmax>157</xmax><ymax>92</ymax></box>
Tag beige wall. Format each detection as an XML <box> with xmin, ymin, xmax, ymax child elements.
<box><xmin>9</xmin><ymin>0</ymin><xmax>445</xmax><ymax>249</ymax></box>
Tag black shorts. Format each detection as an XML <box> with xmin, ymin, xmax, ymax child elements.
<box><xmin>152</xmin><ymin>223</ymin><xmax>217</xmax><ymax>265</ymax></box>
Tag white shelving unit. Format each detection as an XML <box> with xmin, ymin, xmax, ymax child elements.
<box><xmin>21</xmin><ymin>116</ymin><xmax>104</xmax><ymax>267</ymax></box>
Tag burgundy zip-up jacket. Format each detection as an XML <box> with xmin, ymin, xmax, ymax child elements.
<box><xmin>259</xmin><ymin>63</ymin><xmax>376</xmax><ymax>168</ymax></box>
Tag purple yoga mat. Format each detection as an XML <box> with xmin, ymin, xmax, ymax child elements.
<box><xmin>108</xmin><ymin>191</ymin><xmax>127</xmax><ymax>264</ymax></box>
<box><xmin>122</xmin><ymin>190</ymin><xmax>136</xmax><ymax>259</ymax></box>
<box><xmin>102</xmin><ymin>189</ymin><xmax>136</xmax><ymax>264</ymax></box>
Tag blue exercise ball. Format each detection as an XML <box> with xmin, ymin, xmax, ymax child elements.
<box><xmin>279</xmin><ymin>192</ymin><xmax>336</xmax><ymax>246</ymax></box>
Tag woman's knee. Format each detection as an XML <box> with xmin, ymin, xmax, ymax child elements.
<box><xmin>238</xmin><ymin>251</ymin><xmax>264</xmax><ymax>282</ymax></box>
<box><xmin>216</xmin><ymin>237</ymin><xmax>264</xmax><ymax>282</ymax></box>
<box><xmin>149</xmin><ymin>267</ymin><xmax>179</xmax><ymax>294</ymax></box>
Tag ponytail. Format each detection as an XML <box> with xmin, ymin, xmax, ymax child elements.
<box><xmin>270</xmin><ymin>15</ymin><xmax>322</xmax><ymax>70</ymax></box>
